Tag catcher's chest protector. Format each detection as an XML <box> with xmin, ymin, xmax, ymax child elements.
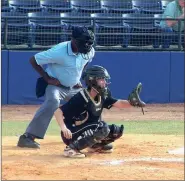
<box><xmin>80</xmin><ymin>89</ymin><xmax>103</xmax><ymax>117</ymax></box>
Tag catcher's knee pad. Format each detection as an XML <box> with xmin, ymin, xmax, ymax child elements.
<box><xmin>100</xmin><ymin>124</ymin><xmax>124</xmax><ymax>145</ymax></box>
<box><xmin>108</xmin><ymin>124</ymin><xmax>124</xmax><ymax>140</ymax></box>
<box><xmin>109</xmin><ymin>124</ymin><xmax>124</xmax><ymax>140</ymax></box>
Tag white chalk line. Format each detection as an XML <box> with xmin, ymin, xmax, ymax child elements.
<box><xmin>90</xmin><ymin>147</ymin><xmax>184</xmax><ymax>165</ymax></box>
<box><xmin>91</xmin><ymin>157</ymin><xmax>184</xmax><ymax>165</ymax></box>
<box><xmin>168</xmin><ymin>147</ymin><xmax>184</xmax><ymax>155</ymax></box>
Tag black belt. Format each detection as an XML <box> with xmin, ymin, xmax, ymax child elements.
<box><xmin>59</xmin><ymin>83</ymin><xmax>81</xmax><ymax>89</ymax></box>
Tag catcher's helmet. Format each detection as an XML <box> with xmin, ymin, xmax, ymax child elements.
<box><xmin>82</xmin><ymin>65</ymin><xmax>110</xmax><ymax>95</ymax></box>
<box><xmin>72</xmin><ymin>26</ymin><xmax>95</xmax><ymax>59</ymax></box>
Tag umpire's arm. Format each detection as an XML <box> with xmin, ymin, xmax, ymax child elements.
<box><xmin>30</xmin><ymin>56</ymin><xmax>61</xmax><ymax>86</ymax></box>
<box><xmin>30</xmin><ymin>56</ymin><xmax>50</xmax><ymax>81</ymax></box>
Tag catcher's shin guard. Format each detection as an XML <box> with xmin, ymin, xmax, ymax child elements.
<box><xmin>69</xmin><ymin>122</ymin><xmax>110</xmax><ymax>151</ymax></box>
<box><xmin>88</xmin><ymin>124</ymin><xmax>123</xmax><ymax>153</ymax></box>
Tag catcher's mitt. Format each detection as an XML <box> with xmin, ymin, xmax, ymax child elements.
<box><xmin>128</xmin><ymin>83</ymin><xmax>146</xmax><ymax>114</ymax></box>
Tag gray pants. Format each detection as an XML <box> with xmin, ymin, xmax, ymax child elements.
<box><xmin>26</xmin><ymin>85</ymin><xmax>82</xmax><ymax>139</ymax></box>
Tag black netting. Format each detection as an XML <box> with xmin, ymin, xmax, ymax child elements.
<box><xmin>1</xmin><ymin>0</ymin><xmax>184</xmax><ymax>50</ymax></box>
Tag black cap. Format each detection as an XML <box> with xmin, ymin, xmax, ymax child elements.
<box><xmin>72</xmin><ymin>26</ymin><xmax>88</xmax><ymax>39</ymax></box>
<box><xmin>72</xmin><ymin>26</ymin><xmax>95</xmax><ymax>42</ymax></box>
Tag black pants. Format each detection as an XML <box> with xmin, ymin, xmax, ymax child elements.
<box><xmin>61</xmin><ymin>121</ymin><xmax>107</xmax><ymax>146</ymax></box>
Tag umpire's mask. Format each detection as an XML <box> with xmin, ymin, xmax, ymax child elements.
<box><xmin>72</xmin><ymin>26</ymin><xmax>95</xmax><ymax>60</ymax></box>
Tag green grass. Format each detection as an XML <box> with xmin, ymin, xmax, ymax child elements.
<box><xmin>117</xmin><ymin>120</ymin><xmax>184</xmax><ymax>135</ymax></box>
<box><xmin>2</xmin><ymin>120</ymin><xmax>184</xmax><ymax>136</ymax></box>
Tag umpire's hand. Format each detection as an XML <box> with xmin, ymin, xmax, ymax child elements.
<box><xmin>47</xmin><ymin>77</ymin><xmax>62</xmax><ymax>86</ymax></box>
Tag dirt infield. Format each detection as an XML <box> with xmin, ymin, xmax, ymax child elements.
<box><xmin>2</xmin><ymin>103</ymin><xmax>184</xmax><ymax>121</ymax></box>
<box><xmin>2</xmin><ymin>104</ymin><xmax>184</xmax><ymax>180</ymax></box>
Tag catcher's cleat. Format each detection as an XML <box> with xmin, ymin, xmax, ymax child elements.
<box><xmin>88</xmin><ymin>143</ymin><xmax>113</xmax><ymax>153</ymax></box>
<box><xmin>63</xmin><ymin>146</ymin><xmax>86</xmax><ymax>158</ymax></box>
<box><xmin>17</xmin><ymin>135</ymin><xmax>40</xmax><ymax>149</ymax></box>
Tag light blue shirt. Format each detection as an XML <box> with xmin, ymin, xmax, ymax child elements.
<box><xmin>35</xmin><ymin>41</ymin><xmax>95</xmax><ymax>87</ymax></box>
<box><xmin>160</xmin><ymin>0</ymin><xmax>184</xmax><ymax>31</ymax></box>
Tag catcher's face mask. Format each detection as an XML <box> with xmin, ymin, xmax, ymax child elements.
<box><xmin>97</xmin><ymin>78</ymin><xmax>109</xmax><ymax>89</ymax></box>
<box><xmin>83</xmin><ymin>65</ymin><xmax>111</xmax><ymax>96</ymax></box>
<box><xmin>91</xmin><ymin>77</ymin><xmax>110</xmax><ymax>96</ymax></box>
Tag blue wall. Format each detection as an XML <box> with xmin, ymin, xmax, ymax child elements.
<box><xmin>170</xmin><ymin>52</ymin><xmax>184</xmax><ymax>102</ymax></box>
<box><xmin>2</xmin><ymin>50</ymin><xmax>9</xmax><ymax>104</ymax></box>
<box><xmin>2</xmin><ymin>51</ymin><xmax>184</xmax><ymax>104</ymax></box>
<box><xmin>91</xmin><ymin>52</ymin><xmax>171</xmax><ymax>103</ymax></box>
<box><xmin>8</xmin><ymin>51</ymin><xmax>45</xmax><ymax>104</ymax></box>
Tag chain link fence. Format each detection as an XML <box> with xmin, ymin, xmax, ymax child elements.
<box><xmin>1</xmin><ymin>0</ymin><xmax>184</xmax><ymax>50</ymax></box>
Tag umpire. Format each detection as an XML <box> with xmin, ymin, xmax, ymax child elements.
<box><xmin>17</xmin><ymin>26</ymin><xmax>95</xmax><ymax>148</ymax></box>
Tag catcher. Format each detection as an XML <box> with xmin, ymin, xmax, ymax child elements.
<box><xmin>56</xmin><ymin>65</ymin><xmax>145</xmax><ymax>158</ymax></box>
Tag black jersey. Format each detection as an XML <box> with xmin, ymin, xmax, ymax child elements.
<box><xmin>60</xmin><ymin>88</ymin><xmax>117</xmax><ymax>129</ymax></box>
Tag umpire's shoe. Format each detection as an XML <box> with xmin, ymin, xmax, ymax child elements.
<box><xmin>17</xmin><ymin>134</ymin><xmax>40</xmax><ymax>149</ymax></box>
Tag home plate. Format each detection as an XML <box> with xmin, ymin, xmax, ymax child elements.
<box><xmin>168</xmin><ymin>147</ymin><xmax>184</xmax><ymax>155</ymax></box>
